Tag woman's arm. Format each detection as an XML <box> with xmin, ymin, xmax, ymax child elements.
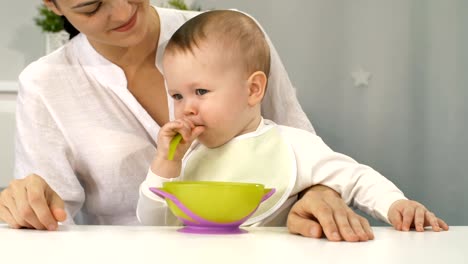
<box><xmin>0</xmin><ymin>75</ymin><xmax>85</xmax><ymax>229</ymax></box>
<box><xmin>287</xmin><ymin>185</ymin><xmax>374</xmax><ymax>242</ymax></box>
<box><xmin>0</xmin><ymin>174</ymin><xmax>67</xmax><ymax>230</ymax></box>
<box><xmin>261</xmin><ymin>37</ymin><xmax>315</xmax><ymax>133</ymax></box>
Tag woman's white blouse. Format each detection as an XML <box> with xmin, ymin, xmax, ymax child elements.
<box><xmin>15</xmin><ymin>7</ymin><xmax>314</xmax><ymax>225</ymax></box>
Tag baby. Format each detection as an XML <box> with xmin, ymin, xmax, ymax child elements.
<box><xmin>137</xmin><ymin>10</ymin><xmax>447</xmax><ymax>232</ymax></box>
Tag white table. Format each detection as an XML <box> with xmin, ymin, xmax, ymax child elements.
<box><xmin>0</xmin><ymin>225</ymin><xmax>466</xmax><ymax>264</ymax></box>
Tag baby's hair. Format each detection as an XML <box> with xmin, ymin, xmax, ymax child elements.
<box><xmin>165</xmin><ymin>10</ymin><xmax>271</xmax><ymax>77</ymax></box>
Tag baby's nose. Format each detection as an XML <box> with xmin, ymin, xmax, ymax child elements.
<box><xmin>183</xmin><ymin>101</ymin><xmax>198</xmax><ymax>116</ymax></box>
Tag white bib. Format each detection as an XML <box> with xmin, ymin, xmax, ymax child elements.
<box><xmin>182</xmin><ymin>121</ymin><xmax>297</xmax><ymax>225</ymax></box>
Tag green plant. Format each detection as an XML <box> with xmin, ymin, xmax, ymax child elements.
<box><xmin>34</xmin><ymin>5</ymin><xmax>64</xmax><ymax>33</ymax></box>
<box><xmin>167</xmin><ymin>0</ymin><xmax>202</xmax><ymax>11</ymax></box>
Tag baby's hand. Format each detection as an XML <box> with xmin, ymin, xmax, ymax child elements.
<box><xmin>151</xmin><ymin>118</ymin><xmax>205</xmax><ymax>179</ymax></box>
<box><xmin>156</xmin><ymin>118</ymin><xmax>205</xmax><ymax>162</ymax></box>
<box><xmin>388</xmin><ymin>199</ymin><xmax>449</xmax><ymax>232</ymax></box>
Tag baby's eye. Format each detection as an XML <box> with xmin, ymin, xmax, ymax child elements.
<box><xmin>172</xmin><ymin>94</ymin><xmax>183</xmax><ymax>100</ymax></box>
<box><xmin>195</xmin><ymin>89</ymin><xmax>209</xmax><ymax>96</ymax></box>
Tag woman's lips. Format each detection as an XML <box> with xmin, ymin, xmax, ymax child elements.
<box><xmin>114</xmin><ymin>11</ymin><xmax>137</xmax><ymax>32</ymax></box>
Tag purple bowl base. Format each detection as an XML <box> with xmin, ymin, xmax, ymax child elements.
<box><xmin>178</xmin><ymin>226</ymin><xmax>248</xmax><ymax>235</ymax></box>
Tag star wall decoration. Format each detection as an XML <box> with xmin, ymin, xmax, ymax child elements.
<box><xmin>351</xmin><ymin>68</ymin><xmax>372</xmax><ymax>87</ymax></box>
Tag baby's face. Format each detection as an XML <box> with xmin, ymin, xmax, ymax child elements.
<box><xmin>163</xmin><ymin>42</ymin><xmax>259</xmax><ymax>148</ymax></box>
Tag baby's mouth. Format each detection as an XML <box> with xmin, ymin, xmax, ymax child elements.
<box><xmin>187</xmin><ymin>118</ymin><xmax>204</xmax><ymax>128</ymax></box>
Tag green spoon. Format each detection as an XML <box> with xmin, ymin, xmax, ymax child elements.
<box><xmin>167</xmin><ymin>133</ymin><xmax>183</xmax><ymax>160</ymax></box>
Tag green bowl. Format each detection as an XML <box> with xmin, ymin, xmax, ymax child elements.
<box><xmin>159</xmin><ymin>181</ymin><xmax>273</xmax><ymax>224</ymax></box>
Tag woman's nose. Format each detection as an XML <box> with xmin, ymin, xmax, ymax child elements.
<box><xmin>109</xmin><ymin>0</ymin><xmax>133</xmax><ymax>22</ymax></box>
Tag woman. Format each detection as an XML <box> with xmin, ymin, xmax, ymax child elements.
<box><xmin>0</xmin><ymin>0</ymin><xmax>384</xmax><ymax>241</ymax></box>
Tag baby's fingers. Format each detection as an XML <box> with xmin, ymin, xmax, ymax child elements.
<box><xmin>401</xmin><ymin>207</ymin><xmax>415</xmax><ymax>231</ymax></box>
<box><xmin>189</xmin><ymin>126</ymin><xmax>205</xmax><ymax>141</ymax></box>
<box><xmin>422</xmin><ymin>210</ymin><xmax>449</xmax><ymax>232</ymax></box>
<box><xmin>159</xmin><ymin>121</ymin><xmax>184</xmax><ymax>138</ymax></box>
<box><xmin>437</xmin><ymin>218</ymin><xmax>449</xmax><ymax>231</ymax></box>
<box><xmin>414</xmin><ymin>207</ymin><xmax>426</xmax><ymax>232</ymax></box>
<box><xmin>175</xmin><ymin>120</ymin><xmax>193</xmax><ymax>140</ymax></box>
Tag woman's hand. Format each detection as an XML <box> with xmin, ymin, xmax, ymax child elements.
<box><xmin>388</xmin><ymin>199</ymin><xmax>449</xmax><ymax>232</ymax></box>
<box><xmin>0</xmin><ymin>174</ymin><xmax>66</xmax><ymax>230</ymax></box>
<box><xmin>287</xmin><ymin>185</ymin><xmax>374</xmax><ymax>242</ymax></box>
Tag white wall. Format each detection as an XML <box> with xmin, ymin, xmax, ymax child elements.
<box><xmin>0</xmin><ymin>93</ymin><xmax>16</xmax><ymax>188</ymax></box>
<box><xmin>192</xmin><ymin>0</ymin><xmax>468</xmax><ymax>225</ymax></box>
<box><xmin>0</xmin><ymin>0</ymin><xmax>466</xmax><ymax>224</ymax></box>
<box><xmin>0</xmin><ymin>1</ymin><xmax>44</xmax><ymax>81</ymax></box>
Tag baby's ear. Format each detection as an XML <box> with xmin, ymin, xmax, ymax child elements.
<box><xmin>247</xmin><ymin>71</ymin><xmax>267</xmax><ymax>106</ymax></box>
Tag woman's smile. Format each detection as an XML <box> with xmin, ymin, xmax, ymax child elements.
<box><xmin>113</xmin><ymin>10</ymin><xmax>138</xmax><ymax>32</ymax></box>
